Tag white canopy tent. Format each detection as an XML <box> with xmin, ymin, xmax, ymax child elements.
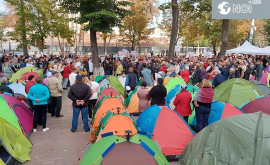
<box><xmin>226</xmin><ymin>41</ymin><xmax>261</xmax><ymax>55</ymax></box>
<box><xmin>258</xmin><ymin>46</ymin><xmax>270</xmax><ymax>55</ymax></box>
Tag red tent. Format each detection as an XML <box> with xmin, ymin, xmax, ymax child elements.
<box><xmin>240</xmin><ymin>96</ymin><xmax>270</xmax><ymax>114</ymax></box>
<box><xmin>19</xmin><ymin>72</ymin><xmax>39</xmax><ymax>82</ymax></box>
<box><xmin>1</xmin><ymin>94</ymin><xmax>34</xmax><ymax>137</ymax></box>
<box><xmin>99</xmin><ymin>88</ymin><xmax>122</xmax><ymax>101</ymax></box>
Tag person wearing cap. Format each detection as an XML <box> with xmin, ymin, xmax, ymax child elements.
<box><xmin>148</xmin><ymin>78</ymin><xmax>167</xmax><ymax>106</ymax></box>
<box><xmin>68</xmin><ymin>75</ymin><xmax>92</xmax><ymax>132</ymax></box>
<box><xmin>173</xmin><ymin>84</ymin><xmax>192</xmax><ymax>123</ymax></box>
<box><xmin>48</xmin><ymin>70</ymin><xmax>63</xmax><ymax>117</ymax></box>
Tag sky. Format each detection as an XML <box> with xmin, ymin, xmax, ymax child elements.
<box><xmin>0</xmin><ymin>0</ymin><xmax>6</xmax><ymax>12</ymax></box>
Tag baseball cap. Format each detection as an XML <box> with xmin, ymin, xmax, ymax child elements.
<box><xmin>76</xmin><ymin>74</ymin><xmax>82</xmax><ymax>80</ymax></box>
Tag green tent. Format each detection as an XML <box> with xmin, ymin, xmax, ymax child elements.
<box><xmin>125</xmin><ymin>86</ymin><xmax>139</xmax><ymax>107</ymax></box>
<box><xmin>80</xmin><ymin>133</ymin><xmax>169</xmax><ymax>165</ymax></box>
<box><xmin>0</xmin><ymin>117</ymin><xmax>32</xmax><ymax>164</ymax></box>
<box><xmin>95</xmin><ymin>75</ymin><xmax>105</xmax><ymax>83</ymax></box>
<box><xmin>179</xmin><ymin>112</ymin><xmax>270</xmax><ymax>165</ymax></box>
<box><xmin>250</xmin><ymin>80</ymin><xmax>270</xmax><ymax>96</ymax></box>
<box><xmin>165</xmin><ymin>77</ymin><xmax>186</xmax><ymax>94</ymax></box>
<box><xmin>214</xmin><ymin>78</ymin><xmax>261</xmax><ymax>107</ymax></box>
<box><xmin>0</xmin><ymin>97</ymin><xmax>21</xmax><ymax>131</ymax></box>
<box><xmin>9</xmin><ymin>67</ymin><xmax>44</xmax><ymax>82</ymax></box>
<box><xmin>107</xmin><ymin>76</ymin><xmax>125</xmax><ymax>99</ymax></box>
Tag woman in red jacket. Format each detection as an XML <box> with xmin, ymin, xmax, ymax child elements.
<box><xmin>62</xmin><ymin>62</ymin><xmax>72</xmax><ymax>89</ymax></box>
<box><xmin>180</xmin><ymin>66</ymin><xmax>190</xmax><ymax>83</ymax></box>
<box><xmin>159</xmin><ymin>61</ymin><xmax>168</xmax><ymax>75</ymax></box>
<box><xmin>173</xmin><ymin>85</ymin><xmax>192</xmax><ymax>123</ymax></box>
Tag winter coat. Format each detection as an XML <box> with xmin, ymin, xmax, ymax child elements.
<box><xmin>213</xmin><ymin>73</ymin><xmax>224</xmax><ymax>88</ymax></box>
<box><xmin>68</xmin><ymin>81</ymin><xmax>92</xmax><ymax>108</ymax></box>
<box><xmin>159</xmin><ymin>65</ymin><xmax>167</xmax><ymax>75</ymax></box>
<box><xmin>116</xmin><ymin>64</ymin><xmax>123</xmax><ymax>75</ymax></box>
<box><xmin>62</xmin><ymin>66</ymin><xmax>72</xmax><ymax>78</ymax></box>
<box><xmin>180</xmin><ymin>70</ymin><xmax>190</xmax><ymax>83</ymax></box>
<box><xmin>137</xmin><ymin>87</ymin><xmax>150</xmax><ymax>112</ymax></box>
<box><xmin>192</xmin><ymin>67</ymin><xmax>201</xmax><ymax>85</ymax></box>
<box><xmin>48</xmin><ymin>76</ymin><xmax>63</xmax><ymax>97</ymax></box>
<box><xmin>173</xmin><ymin>90</ymin><xmax>192</xmax><ymax>116</ymax></box>
<box><xmin>149</xmin><ymin>84</ymin><xmax>167</xmax><ymax>106</ymax></box>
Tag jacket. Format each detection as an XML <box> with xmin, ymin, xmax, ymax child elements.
<box><xmin>255</xmin><ymin>64</ymin><xmax>263</xmax><ymax>80</ymax></box>
<box><xmin>0</xmin><ymin>85</ymin><xmax>14</xmax><ymax>94</ymax></box>
<box><xmin>149</xmin><ymin>84</ymin><xmax>167</xmax><ymax>106</ymax></box>
<box><xmin>62</xmin><ymin>66</ymin><xmax>72</xmax><ymax>78</ymax></box>
<box><xmin>68</xmin><ymin>82</ymin><xmax>92</xmax><ymax>108</ymax></box>
<box><xmin>3</xmin><ymin>66</ymin><xmax>13</xmax><ymax>79</ymax></box>
<box><xmin>87</xmin><ymin>81</ymin><xmax>100</xmax><ymax>100</ymax></box>
<box><xmin>173</xmin><ymin>90</ymin><xmax>192</xmax><ymax>116</ymax></box>
<box><xmin>48</xmin><ymin>76</ymin><xmax>63</xmax><ymax>97</ymax></box>
<box><xmin>213</xmin><ymin>73</ymin><xmax>224</xmax><ymax>88</ymax></box>
<box><xmin>180</xmin><ymin>70</ymin><xmax>190</xmax><ymax>83</ymax></box>
<box><xmin>28</xmin><ymin>83</ymin><xmax>50</xmax><ymax>105</ymax></box>
<box><xmin>137</xmin><ymin>87</ymin><xmax>150</xmax><ymax>112</ymax></box>
<box><xmin>69</xmin><ymin>72</ymin><xmax>77</xmax><ymax>86</ymax></box>
<box><xmin>116</xmin><ymin>64</ymin><xmax>123</xmax><ymax>75</ymax></box>
<box><xmin>159</xmin><ymin>65</ymin><xmax>167</xmax><ymax>75</ymax></box>
<box><xmin>125</xmin><ymin>72</ymin><xmax>137</xmax><ymax>88</ymax></box>
<box><xmin>25</xmin><ymin>81</ymin><xmax>36</xmax><ymax>94</ymax></box>
<box><xmin>192</xmin><ymin>67</ymin><xmax>201</xmax><ymax>84</ymax></box>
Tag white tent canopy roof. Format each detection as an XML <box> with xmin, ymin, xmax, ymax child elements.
<box><xmin>227</xmin><ymin>41</ymin><xmax>261</xmax><ymax>55</ymax></box>
<box><xmin>258</xmin><ymin>46</ymin><xmax>270</xmax><ymax>55</ymax></box>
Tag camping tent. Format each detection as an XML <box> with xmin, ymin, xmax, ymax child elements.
<box><xmin>117</xmin><ymin>75</ymin><xmax>126</xmax><ymax>88</ymax></box>
<box><xmin>92</xmin><ymin>98</ymin><xmax>125</xmax><ymax>129</ymax></box>
<box><xmin>107</xmin><ymin>76</ymin><xmax>125</xmax><ymax>98</ymax></box>
<box><xmin>125</xmin><ymin>86</ymin><xmax>152</xmax><ymax>115</ymax></box>
<box><xmin>0</xmin><ymin>117</ymin><xmax>32</xmax><ymax>164</ymax></box>
<box><xmin>137</xmin><ymin>106</ymin><xmax>195</xmax><ymax>160</ymax></box>
<box><xmin>214</xmin><ymin>78</ymin><xmax>261</xmax><ymax>107</ymax></box>
<box><xmin>9</xmin><ymin>67</ymin><xmax>44</xmax><ymax>82</ymax></box>
<box><xmin>179</xmin><ymin>113</ymin><xmax>270</xmax><ymax>165</ymax></box>
<box><xmin>257</xmin><ymin>46</ymin><xmax>270</xmax><ymax>55</ymax></box>
<box><xmin>98</xmin><ymin>88</ymin><xmax>123</xmax><ymax>101</ymax></box>
<box><xmin>99</xmin><ymin>77</ymin><xmax>110</xmax><ymax>88</ymax></box>
<box><xmin>1</xmin><ymin>94</ymin><xmax>34</xmax><ymax>137</ymax></box>
<box><xmin>226</xmin><ymin>41</ymin><xmax>261</xmax><ymax>54</ymax></box>
<box><xmin>240</xmin><ymin>96</ymin><xmax>270</xmax><ymax>114</ymax></box>
<box><xmin>96</xmin><ymin>112</ymin><xmax>138</xmax><ymax>141</ymax></box>
<box><xmin>8</xmin><ymin>83</ymin><xmax>27</xmax><ymax>97</ymax></box>
<box><xmin>250</xmin><ymin>80</ymin><xmax>270</xmax><ymax>95</ymax></box>
<box><xmin>80</xmin><ymin>133</ymin><xmax>169</xmax><ymax>165</ymax></box>
<box><xmin>165</xmin><ymin>77</ymin><xmax>186</xmax><ymax>94</ymax></box>
<box><xmin>165</xmin><ymin>85</ymin><xmax>198</xmax><ymax>124</ymax></box>
<box><xmin>191</xmin><ymin>101</ymin><xmax>244</xmax><ymax>127</ymax></box>
<box><xmin>250</xmin><ymin>72</ymin><xmax>270</xmax><ymax>86</ymax></box>
<box><xmin>18</xmin><ymin>72</ymin><xmax>39</xmax><ymax>82</ymax></box>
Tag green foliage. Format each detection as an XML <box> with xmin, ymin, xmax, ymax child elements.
<box><xmin>60</xmin><ymin>0</ymin><xmax>132</xmax><ymax>33</ymax></box>
<box><xmin>264</xmin><ymin>20</ymin><xmax>270</xmax><ymax>44</ymax></box>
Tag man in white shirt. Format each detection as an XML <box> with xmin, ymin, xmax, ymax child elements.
<box><xmin>69</xmin><ymin>68</ymin><xmax>78</xmax><ymax>86</ymax></box>
<box><xmin>86</xmin><ymin>75</ymin><xmax>100</xmax><ymax>119</ymax></box>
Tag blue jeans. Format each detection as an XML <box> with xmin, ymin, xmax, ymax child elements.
<box><xmin>72</xmin><ymin>106</ymin><xmax>89</xmax><ymax>131</ymax></box>
<box><xmin>196</xmin><ymin>105</ymin><xmax>211</xmax><ymax>132</ymax></box>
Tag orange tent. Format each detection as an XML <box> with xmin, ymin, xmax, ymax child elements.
<box><xmin>96</xmin><ymin>113</ymin><xmax>138</xmax><ymax>141</ymax></box>
<box><xmin>92</xmin><ymin>98</ymin><xmax>125</xmax><ymax>129</ymax></box>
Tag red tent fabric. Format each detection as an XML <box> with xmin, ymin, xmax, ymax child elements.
<box><xmin>19</xmin><ymin>72</ymin><xmax>39</xmax><ymax>81</ymax></box>
<box><xmin>1</xmin><ymin>94</ymin><xmax>34</xmax><ymax>137</ymax></box>
<box><xmin>99</xmin><ymin>88</ymin><xmax>122</xmax><ymax>101</ymax></box>
<box><xmin>240</xmin><ymin>96</ymin><xmax>270</xmax><ymax>114</ymax></box>
<box><xmin>221</xmin><ymin>103</ymin><xmax>243</xmax><ymax>119</ymax></box>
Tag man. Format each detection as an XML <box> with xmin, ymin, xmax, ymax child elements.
<box><xmin>125</xmin><ymin>67</ymin><xmax>137</xmax><ymax>91</ymax></box>
<box><xmin>254</xmin><ymin>60</ymin><xmax>263</xmax><ymax>81</ymax></box>
<box><xmin>62</xmin><ymin>62</ymin><xmax>72</xmax><ymax>89</ymax></box>
<box><xmin>68</xmin><ymin>75</ymin><xmax>92</xmax><ymax>132</ymax></box>
<box><xmin>141</xmin><ymin>63</ymin><xmax>154</xmax><ymax>87</ymax></box>
<box><xmin>48</xmin><ymin>71</ymin><xmax>63</xmax><ymax>117</ymax></box>
<box><xmin>148</xmin><ymin>78</ymin><xmax>167</xmax><ymax>106</ymax></box>
<box><xmin>0</xmin><ymin>77</ymin><xmax>14</xmax><ymax>94</ymax></box>
<box><xmin>25</xmin><ymin>75</ymin><xmax>36</xmax><ymax>111</ymax></box>
<box><xmin>212</xmin><ymin>70</ymin><xmax>224</xmax><ymax>88</ymax></box>
<box><xmin>69</xmin><ymin>68</ymin><xmax>78</xmax><ymax>86</ymax></box>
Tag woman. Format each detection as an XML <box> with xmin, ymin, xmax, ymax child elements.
<box><xmin>192</xmin><ymin>63</ymin><xmax>201</xmax><ymax>85</ymax></box>
<box><xmin>159</xmin><ymin>61</ymin><xmax>168</xmax><ymax>75</ymax></box>
<box><xmin>116</xmin><ymin>60</ymin><xmax>123</xmax><ymax>76</ymax></box>
<box><xmin>173</xmin><ymin>85</ymin><xmax>192</xmax><ymax>123</ymax></box>
<box><xmin>103</xmin><ymin>60</ymin><xmax>111</xmax><ymax>76</ymax></box>
<box><xmin>200</xmin><ymin>65</ymin><xmax>207</xmax><ymax>82</ymax></box>
<box><xmin>180</xmin><ymin>66</ymin><xmax>190</xmax><ymax>83</ymax></box>
<box><xmin>3</xmin><ymin>62</ymin><xmax>13</xmax><ymax>79</ymax></box>
<box><xmin>193</xmin><ymin>79</ymin><xmax>214</xmax><ymax>132</ymax></box>
<box><xmin>86</xmin><ymin>76</ymin><xmax>100</xmax><ymax>119</ymax></box>
<box><xmin>243</xmin><ymin>65</ymin><xmax>252</xmax><ymax>81</ymax></box>
<box><xmin>137</xmin><ymin>81</ymin><xmax>150</xmax><ymax>113</ymax></box>
<box><xmin>28</xmin><ymin>77</ymin><xmax>50</xmax><ymax>132</ymax></box>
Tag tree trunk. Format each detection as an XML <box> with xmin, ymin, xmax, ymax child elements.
<box><xmin>168</xmin><ymin>0</ymin><xmax>179</xmax><ymax>61</ymax></box>
<box><xmin>105</xmin><ymin>34</ymin><xmax>112</xmax><ymax>56</ymax></box>
<box><xmin>90</xmin><ymin>29</ymin><xmax>100</xmax><ymax>75</ymax></box>
<box><xmin>103</xmin><ymin>37</ymin><xmax>107</xmax><ymax>55</ymax></box>
<box><xmin>212</xmin><ymin>41</ymin><xmax>217</xmax><ymax>56</ymax></box>
<box><xmin>217</xmin><ymin>19</ymin><xmax>230</xmax><ymax>60</ymax></box>
<box><xmin>20</xmin><ymin>0</ymin><xmax>28</xmax><ymax>56</ymax></box>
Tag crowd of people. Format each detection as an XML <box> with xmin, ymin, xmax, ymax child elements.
<box><xmin>0</xmin><ymin>52</ymin><xmax>270</xmax><ymax>132</ymax></box>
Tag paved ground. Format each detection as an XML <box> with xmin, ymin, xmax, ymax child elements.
<box><xmin>25</xmin><ymin>90</ymin><xmax>89</xmax><ymax>165</ymax></box>
<box><xmin>25</xmin><ymin>89</ymin><xmax>178</xmax><ymax>165</ymax></box>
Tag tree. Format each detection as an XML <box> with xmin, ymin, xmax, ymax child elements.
<box><xmin>60</xmin><ymin>0</ymin><xmax>131</xmax><ymax>75</ymax></box>
<box><xmin>119</xmin><ymin>0</ymin><xmax>158</xmax><ymax>51</ymax></box>
<box><xmin>101</xmin><ymin>32</ymin><xmax>113</xmax><ymax>55</ymax></box>
<box><xmin>217</xmin><ymin>19</ymin><xmax>229</xmax><ymax>59</ymax></box>
<box><xmin>168</xmin><ymin>0</ymin><xmax>179</xmax><ymax>61</ymax></box>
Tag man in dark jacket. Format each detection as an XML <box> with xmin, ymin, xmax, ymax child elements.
<box><xmin>0</xmin><ymin>78</ymin><xmax>14</xmax><ymax>94</ymax></box>
<box><xmin>68</xmin><ymin>75</ymin><xmax>92</xmax><ymax>132</ymax></box>
<box><xmin>212</xmin><ymin>70</ymin><xmax>224</xmax><ymax>88</ymax></box>
<box><xmin>125</xmin><ymin>67</ymin><xmax>137</xmax><ymax>91</ymax></box>
<box><xmin>149</xmin><ymin>78</ymin><xmax>167</xmax><ymax>106</ymax></box>
<box><xmin>254</xmin><ymin>60</ymin><xmax>263</xmax><ymax>81</ymax></box>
